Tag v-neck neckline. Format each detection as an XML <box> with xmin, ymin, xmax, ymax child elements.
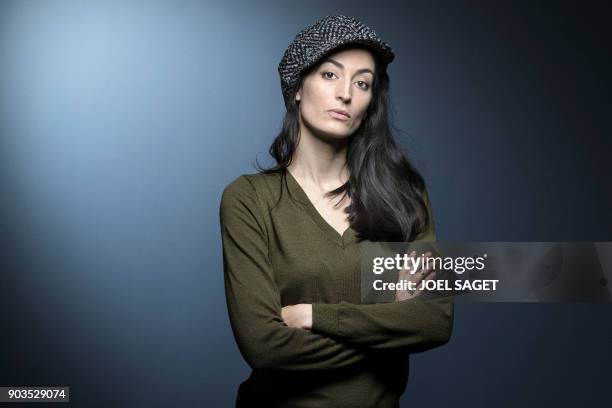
<box><xmin>285</xmin><ymin>169</ymin><xmax>358</xmax><ymax>249</ymax></box>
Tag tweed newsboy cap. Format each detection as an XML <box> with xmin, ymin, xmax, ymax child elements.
<box><xmin>278</xmin><ymin>15</ymin><xmax>395</xmax><ymax>103</ymax></box>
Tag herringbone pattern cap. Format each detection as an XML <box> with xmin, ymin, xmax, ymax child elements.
<box><xmin>278</xmin><ymin>15</ymin><xmax>395</xmax><ymax>103</ymax></box>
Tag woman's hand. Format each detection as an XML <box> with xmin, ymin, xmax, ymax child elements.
<box><xmin>395</xmin><ymin>250</ymin><xmax>437</xmax><ymax>301</ymax></box>
<box><xmin>281</xmin><ymin>304</ymin><xmax>312</xmax><ymax>329</ymax></box>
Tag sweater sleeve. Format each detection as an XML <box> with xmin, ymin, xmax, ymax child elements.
<box><xmin>220</xmin><ymin>175</ymin><xmax>371</xmax><ymax>371</ymax></box>
<box><xmin>311</xmin><ymin>189</ymin><xmax>454</xmax><ymax>352</ymax></box>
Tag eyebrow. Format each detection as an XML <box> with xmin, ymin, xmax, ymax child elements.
<box><xmin>320</xmin><ymin>58</ymin><xmax>375</xmax><ymax>76</ymax></box>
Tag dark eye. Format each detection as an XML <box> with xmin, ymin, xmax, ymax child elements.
<box><xmin>356</xmin><ymin>81</ymin><xmax>370</xmax><ymax>90</ymax></box>
<box><xmin>321</xmin><ymin>71</ymin><xmax>337</xmax><ymax>80</ymax></box>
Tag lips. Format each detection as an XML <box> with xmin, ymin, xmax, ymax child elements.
<box><xmin>328</xmin><ymin>109</ymin><xmax>351</xmax><ymax>119</ymax></box>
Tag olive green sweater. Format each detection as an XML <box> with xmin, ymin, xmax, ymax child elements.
<box><xmin>219</xmin><ymin>170</ymin><xmax>453</xmax><ymax>408</ymax></box>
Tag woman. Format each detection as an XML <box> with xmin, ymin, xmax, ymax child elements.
<box><xmin>219</xmin><ymin>15</ymin><xmax>453</xmax><ymax>407</ymax></box>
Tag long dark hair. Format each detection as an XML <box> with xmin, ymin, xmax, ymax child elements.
<box><xmin>255</xmin><ymin>45</ymin><xmax>431</xmax><ymax>242</ymax></box>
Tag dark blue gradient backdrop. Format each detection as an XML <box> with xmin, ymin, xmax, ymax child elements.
<box><xmin>1</xmin><ymin>1</ymin><xmax>610</xmax><ymax>407</ymax></box>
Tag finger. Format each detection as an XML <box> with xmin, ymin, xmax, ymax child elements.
<box><xmin>405</xmin><ymin>250</ymin><xmax>416</xmax><ymax>266</ymax></box>
<box><xmin>413</xmin><ymin>269</ymin><xmax>432</xmax><ymax>287</ymax></box>
<box><xmin>414</xmin><ymin>252</ymin><xmax>431</xmax><ymax>276</ymax></box>
<box><xmin>400</xmin><ymin>251</ymin><xmax>416</xmax><ymax>273</ymax></box>
<box><xmin>398</xmin><ymin>264</ymin><xmax>411</xmax><ymax>279</ymax></box>
<box><xmin>412</xmin><ymin>271</ymin><xmax>438</xmax><ymax>297</ymax></box>
<box><xmin>413</xmin><ymin>263</ymin><xmax>436</xmax><ymax>286</ymax></box>
<box><xmin>398</xmin><ymin>250</ymin><xmax>417</xmax><ymax>276</ymax></box>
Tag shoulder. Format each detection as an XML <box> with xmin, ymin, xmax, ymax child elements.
<box><xmin>220</xmin><ymin>172</ymin><xmax>283</xmax><ymax>213</ymax></box>
<box><xmin>222</xmin><ymin>172</ymin><xmax>281</xmax><ymax>198</ymax></box>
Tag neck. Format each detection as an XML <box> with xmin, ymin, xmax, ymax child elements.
<box><xmin>287</xmin><ymin>123</ymin><xmax>350</xmax><ymax>192</ymax></box>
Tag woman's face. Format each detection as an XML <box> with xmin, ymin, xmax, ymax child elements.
<box><xmin>296</xmin><ymin>48</ymin><xmax>376</xmax><ymax>140</ymax></box>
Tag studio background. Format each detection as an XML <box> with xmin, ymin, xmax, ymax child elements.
<box><xmin>1</xmin><ymin>0</ymin><xmax>610</xmax><ymax>406</ymax></box>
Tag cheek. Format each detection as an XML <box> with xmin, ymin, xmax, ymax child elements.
<box><xmin>355</xmin><ymin>98</ymin><xmax>372</xmax><ymax>119</ymax></box>
<box><xmin>299</xmin><ymin>100</ymin><xmax>320</xmax><ymax>124</ymax></box>
<box><xmin>306</xmin><ymin>82</ymin><xmax>335</xmax><ymax>106</ymax></box>
<box><xmin>300</xmin><ymin>93</ymin><xmax>329</xmax><ymax>120</ymax></box>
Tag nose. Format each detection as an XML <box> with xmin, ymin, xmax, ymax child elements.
<box><xmin>336</xmin><ymin>78</ymin><xmax>352</xmax><ymax>103</ymax></box>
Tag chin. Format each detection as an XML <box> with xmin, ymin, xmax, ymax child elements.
<box><xmin>320</xmin><ymin>120</ymin><xmax>356</xmax><ymax>138</ymax></box>
<box><xmin>318</xmin><ymin>127</ymin><xmax>353</xmax><ymax>140</ymax></box>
